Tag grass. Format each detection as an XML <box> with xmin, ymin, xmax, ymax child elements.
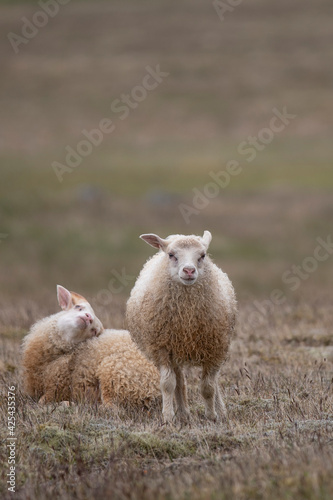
<box><xmin>1</xmin><ymin>175</ymin><xmax>332</xmax><ymax>302</ymax></box>
<box><xmin>1</xmin><ymin>0</ymin><xmax>333</xmax><ymax>497</ymax></box>
<box><xmin>1</xmin><ymin>298</ymin><xmax>333</xmax><ymax>499</ymax></box>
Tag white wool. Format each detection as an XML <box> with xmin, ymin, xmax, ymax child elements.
<box><xmin>126</xmin><ymin>231</ymin><xmax>237</xmax><ymax>423</ymax></box>
<box><xmin>130</xmin><ymin>253</ymin><xmax>164</xmax><ymax>303</ymax></box>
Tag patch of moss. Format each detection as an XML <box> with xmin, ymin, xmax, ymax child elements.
<box><xmin>116</xmin><ymin>431</ymin><xmax>197</xmax><ymax>460</ymax></box>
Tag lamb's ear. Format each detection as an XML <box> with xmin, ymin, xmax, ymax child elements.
<box><xmin>201</xmin><ymin>230</ymin><xmax>212</xmax><ymax>250</ymax></box>
<box><xmin>140</xmin><ymin>234</ymin><xmax>168</xmax><ymax>251</ymax></box>
<box><xmin>70</xmin><ymin>291</ymin><xmax>88</xmax><ymax>305</ymax></box>
<box><xmin>57</xmin><ymin>285</ymin><xmax>73</xmax><ymax>311</ymax></box>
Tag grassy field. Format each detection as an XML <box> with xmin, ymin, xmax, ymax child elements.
<box><xmin>1</xmin><ymin>0</ymin><xmax>333</xmax><ymax>498</ymax></box>
<box><xmin>1</xmin><ymin>299</ymin><xmax>333</xmax><ymax>499</ymax></box>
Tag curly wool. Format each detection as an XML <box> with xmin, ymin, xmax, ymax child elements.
<box><xmin>126</xmin><ymin>253</ymin><xmax>237</xmax><ymax>370</ymax></box>
<box><xmin>21</xmin><ymin>313</ymin><xmax>80</xmax><ymax>401</ymax></box>
<box><xmin>75</xmin><ymin>330</ymin><xmax>161</xmax><ymax>407</ymax></box>
<box><xmin>22</xmin><ymin>323</ymin><xmax>161</xmax><ymax>408</ymax></box>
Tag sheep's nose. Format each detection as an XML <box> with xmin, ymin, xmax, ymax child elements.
<box><xmin>183</xmin><ymin>266</ymin><xmax>196</xmax><ymax>276</ymax></box>
<box><xmin>85</xmin><ymin>313</ymin><xmax>93</xmax><ymax>324</ymax></box>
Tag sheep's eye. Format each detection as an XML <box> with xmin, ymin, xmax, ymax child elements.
<box><xmin>168</xmin><ymin>253</ymin><xmax>177</xmax><ymax>261</ymax></box>
<box><xmin>74</xmin><ymin>305</ymin><xmax>82</xmax><ymax>310</ymax></box>
<box><xmin>199</xmin><ymin>254</ymin><xmax>206</xmax><ymax>262</ymax></box>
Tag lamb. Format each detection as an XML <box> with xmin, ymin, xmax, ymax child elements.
<box><xmin>21</xmin><ymin>285</ymin><xmax>161</xmax><ymax>408</ymax></box>
<box><xmin>126</xmin><ymin>231</ymin><xmax>237</xmax><ymax>423</ymax></box>
<box><xmin>21</xmin><ymin>285</ymin><xmax>104</xmax><ymax>403</ymax></box>
<box><xmin>70</xmin><ymin>329</ymin><xmax>160</xmax><ymax>408</ymax></box>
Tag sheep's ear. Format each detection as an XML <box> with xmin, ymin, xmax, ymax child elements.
<box><xmin>140</xmin><ymin>234</ymin><xmax>168</xmax><ymax>251</ymax></box>
<box><xmin>57</xmin><ymin>285</ymin><xmax>73</xmax><ymax>310</ymax></box>
<box><xmin>201</xmin><ymin>230</ymin><xmax>212</xmax><ymax>250</ymax></box>
<box><xmin>70</xmin><ymin>291</ymin><xmax>88</xmax><ymax>305</ymax></box>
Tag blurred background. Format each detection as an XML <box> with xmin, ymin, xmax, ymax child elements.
<box><xmin>0</xmin><ymin>0</ymin><xmax>332</xmax><ymax>329</ymax></box>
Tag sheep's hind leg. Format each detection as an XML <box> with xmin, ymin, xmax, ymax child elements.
<box><xmin>160</xmin><ymin>365</ymin><xmax>176</xmax><ymax>423</ymax></box>
<box><xmin>201</xmin><ymin>366</ymin><xmax>220</xmax><ymax>422</ymax></box>
<box><xmin>174</xmin><ymin>366</ymin><xmax>190</xmax><ymax>423</ymax></box>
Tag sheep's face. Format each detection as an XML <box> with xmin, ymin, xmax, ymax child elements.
<box><xmin>57</xmin><ymin>285</ymin><xmax>104</xmax><ymax>344</ymax></box>
<box><xmin>165</xmin><ymin>241</ymin><xmax>207</xmax><ymax>285</ymax></box>
<box><xmin>140</xmin><ymin>231</ymin><xmax>212</xmax><ymax>286</ymax></box>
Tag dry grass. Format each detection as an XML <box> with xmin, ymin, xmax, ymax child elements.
<box><xmin>1</xmin><ymin>0</ymin><xmax>333</xmax><ymax>497</ymax></box>
<box><xmin>1</xmin><ymin>297</ymin><xmax>333</xmax><ymax>499</ymax></box>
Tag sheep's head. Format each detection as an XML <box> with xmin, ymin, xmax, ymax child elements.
<box><xmin>56</xmin><ymin>285</ymin><xmax>104</xmax><ymax>343</ymax></box>
<box><xmin>140</xmin><ymin>231</ymin><xmax>212</xmax><ymax>286</ymax></box>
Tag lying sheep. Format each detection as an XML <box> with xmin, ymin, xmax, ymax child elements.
<box><xmin>126</xmin><ymin>231</ymin><xmax>237</xmax><ymax>422</ymax></box>
<box><xmin>21</xmin><ymin>285</ymin><xmax>160</xmax><ymax>408</ymax></box>
<box><xmin>21</xmin><ymin>285</ymin><xmax>104</xmax><ymax>402</ymax></box>
<box><xmin>70</xmin><ymin>329</ymin><xmax>160</xmax><ymax>408</ymax></box>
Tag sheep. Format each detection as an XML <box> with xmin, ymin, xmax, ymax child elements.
<box><xmin>21</xmin><ymin>286</ymin><xmax>161</xmax><ymax>408</ymax></box>
<box><xmin>126</xmin><ymin>230</ymin><xmax>237</xmax><ymax>423</ymax></box>
<box><xmin>21</xmin><ymin>285</ymin><xmax>104</xmax><ymax>403</ymax></box>
<box><xmin>70</xmin><ymin>329</ymin><xmax>161</xmax><ymax>408</ymax></box>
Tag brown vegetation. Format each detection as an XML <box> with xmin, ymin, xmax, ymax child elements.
<box><xmin>0</xmin><ymin>0</ymin><xmax>332</xmax><ymax>497</ymax></box>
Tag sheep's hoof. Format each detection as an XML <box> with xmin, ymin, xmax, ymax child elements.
<box><xmin>162</xmin><ymin>411</ymin><xmax>175</xmax><ymax>424</ymax></box>
<box><xmin>205</xmin><ymin>411</ymin><xmax>219</xmax><ymax>422</ymax></box>
<box><xmin>177</xmin><ymin>410</ymin><xmax>191</xmax><ymax>425</ymax></box>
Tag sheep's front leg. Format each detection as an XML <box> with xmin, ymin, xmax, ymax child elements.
<box><xmin>215</xmin><ymin>381</ymin><xmax>227</xmax><ymax>419</ymax></box>
<box><xmin>160</xmin><ymin>365</ymin><xmax>176</xmax><ymax>423</ymax></box>
<box><xmin>174</xmin><ymin>366</ymin><xmax>190</xmax><ymax>422</ymax></box>
<box><xmin>201</xmin><ymin>366</ymin><xmax>222</xmax><ymax>421</ymax></box>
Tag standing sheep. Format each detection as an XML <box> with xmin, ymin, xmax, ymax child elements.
<box><xmin>126</xmin><ymin>231</ymin><xmax>237</xmax><ymax>423</ymax></box>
